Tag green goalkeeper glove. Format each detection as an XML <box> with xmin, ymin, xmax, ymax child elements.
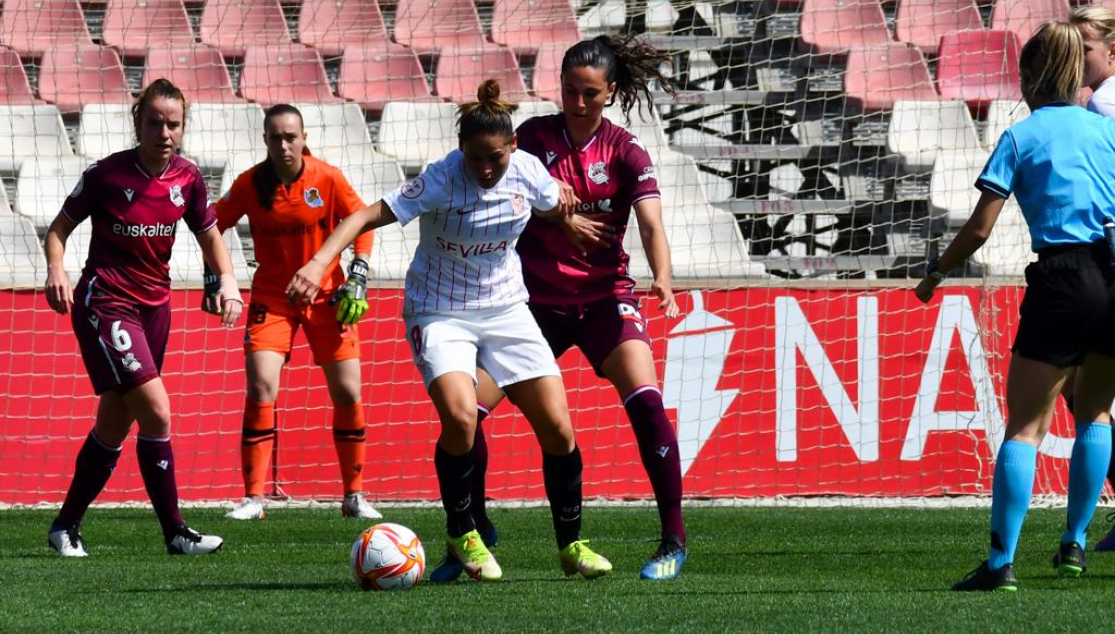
<box><xmin>332</xmin><ymin>257</ymin><xmax>369</xmax><ymax>326</ymax></box>
<box><xmin>201</xmin><ymin>264</ymin><xmax>222</xmax><ymax>315</ymax></box>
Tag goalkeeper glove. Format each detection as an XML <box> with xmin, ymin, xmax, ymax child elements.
<box><xmin>202</xmin><ymin>264</ymin><xmax>222</xmax><ymax>315</ymax></box>
<box><xmin>332</xmin><ymin>257</ymin><xmax>369</xmax><ymax>326</ymax></box>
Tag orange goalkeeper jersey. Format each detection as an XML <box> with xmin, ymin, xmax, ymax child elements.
<box><xmin>215</xmin><ymin>155</ymin><xmax>373</xmax><ymax>300</ymax></box>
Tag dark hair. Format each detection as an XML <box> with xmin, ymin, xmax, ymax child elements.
<box><xmin>457</xmin><ymin>79</ymin><xmax>518</xmax><ymax>143</ymax></box>
<box><xmin>132</xmin><ymin>78</ymin><xmax>187</xmax><ymax>141</ymax></box>
<box><xmin>253</xmin><ymin>103</ymin><xmax>311</xmax><ymax>210</ymax></box>
<box><xmin>561</xmin><ymin>34</ymin><xmax>674</xmax><ymax>122</ymax></box>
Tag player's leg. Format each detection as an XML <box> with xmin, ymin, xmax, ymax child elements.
<box><xmin>472</xmin><ymin>368</ymin><xmax>504</xmax><ymax>535</ymax></box>
<box><xmin>321</xmin><ymin>357</ymin><xmax>381</xmax><ymax>519</ymax></box>
<box><xmin>1057</xmin><ymin>352</ymin><xmax>1115</xmax><ymax>571</ymax></box>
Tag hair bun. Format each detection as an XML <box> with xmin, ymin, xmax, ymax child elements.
<box><xmin>477</xmin><ymin>78</ymin><xmax>501</xmax><ymax>103</ymax></box>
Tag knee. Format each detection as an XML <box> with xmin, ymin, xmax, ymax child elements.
<box><xmin>535</xmin><ymin>418</ymin><xmax>575</xmax><ymax>455</ymax></box>
<box><xmin>247</xmin><ymin>378</ymin><xmax>278</xmax><ymax>404</ymax></box>
<box><xmin>439</xmin><ymin>406</ymin><xmax>477</xmax><ymax>449</ymax></box>
<box><xmin>136</xmin><ymin>399</ymin><xmax>173</xmax><ymax>437</ymax></box>
<box><xmin>329</xmin><ymin>384</ymin><xmax>361</xmax><ymax>408</ymax></box>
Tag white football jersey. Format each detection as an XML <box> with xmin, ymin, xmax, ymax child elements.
<box><xmin>383</xmin><ymin>149</ymin><xmax>561</xmax><ymax>314</ymax></box>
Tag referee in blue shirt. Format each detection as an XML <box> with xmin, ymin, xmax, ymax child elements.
<box><xmin>916</xmin><ymin>21</ymin><xmax>1115</xmax><ymax>591</ymax></box>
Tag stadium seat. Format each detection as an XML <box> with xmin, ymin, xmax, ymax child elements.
<box><xmin>576</xmin><ymin>0</ymin><xmax>625</xmax><ymax>34</ymax></box>
<box><xmin>369</xmin><ymin>221</ymin><xmax>421</xmax><ymax>280</ymax></box>
<box><xmin>624</xmin><ymin>198</ymin><xmax>766</xmax><ymax>278</ymax></box>
<box><xmin>0</xmin><ymin>47</ymin><xmax>39</xmax><ymax>105</ymax></box>
<box><xmin>60</xmin><ymin>220</ymin><xmax>91</xmax><ymax>281</ymax></box>
<box><xmin>102</xmin><ymin>0</ymin><xmax>197</xmax><ymax>58</ymax></box>
<box><xmin>298</xmin><ymin>0</ymin><xmax>389</xmax><ymax>58</ymax></box>
<box><xmin>336</xmin><ymin>44</ymin><xmax>433</xmax><ymax>112</ymax></box>
<box><xmin>990</xmin><ymin>0</ymin><xmax>1069</xmax><ymax>48</ymax></box>
<box><xmin>603</xmin><ymin>103</ymin><xmax>670</xmax><ymax>157</ymax></box>
<box><xmin>491</xmin><ymin>0</ymin><xmax>581</xmax><ymax>54</ymax></box>
<box><xmin>0</xmin><ymin>104</ymin><xmax>75</xmax><ymax>173</ymax></box>
<box><xmin>169</xmin><ymin>224</ymin><xmax>252</xmax><ymax>285</ymax></box>
<box><xmin>799</xmin><ymin>0</ymin><xmax>891</xmax><ymax>55</ymax></box>
<box><xmin>0</xmin><ymin>215</ymin><xmax>48</xmax><ymax>287</ymax></box>
<box><xmin>14</xmin><ymin>155</ymin><xmax>91</xmax><ymax>227</ymax></box>
<box><xmin>294</xmin><ymin>102</ymin><xmax>371</xmax><ymax>155</ymax></box>
<box><xmin>434</xmin><ymin>45</ymin><xmax>530</xmax><ymax>104</ymax></box>
<box><xmin>240</xmin><ymin>45</ymin><xmax>340</xmax><ymax>107</ymax></box>
<box><xmin>886</xmin><ymin>101</ymin><xmax>980</xmax><ymax>172</ymax></box>
<box><xmin>844</xmin><ymin>44</ymin><xmax>939</xmax><ymax>111</ymax></box>
<box><xmin>38</xmin><ymin>45</ymin><xmax>133</xmax><ymax>114</ymax></box>
<box><xmin>77</xmin><ymin>103</ymin><xmax>133</xmax><ymax>158</ymax></box>
<box><xmin>318</xmin><ymin>152</ymin><xmax>406</xmax><ymax>208</ymax></box>
<box><xmin>199</xmin><ymin>0</ymin><xmax>292</xmax><ymax>57</ymax></box>
<box><xmin>376</xmin><ymin>102</ymin><xmax>458</xmax><ymax>169</ymax></box>
<box><xmin>532</xmin><ymin>42</ymin><xmax>565</xmax><ymax>102</ymax></box>
<box><xmin>143</xmin><ymin>45</ymin><xmax>242</xmax><ymax>104</ymax></box>
<box><xmin>937</xmin><ymin>30</ymin><xmax>1022</xmax><ymax>113</ymax></box>
<box><xmin>0</xmin><ymin>0</ymin><xmax>93</xmax><ymax>57</ymax></box>
<box><xmin>894</xmin><ymin>0</ymin><xmax>982</xmax><ymax>54</ymax></box>
<box><xmin>984</xmin><ymin>99</ymin><xmax>1030</xmax><ymax>151</ymax></box>
<box><xmin>510</xmin><ymin>100</ymin><xmax>560</xmax><ymax>131</ymax></box>
<box><xmin>0</xmin><ymin>180</ymin><xmax>13</xmax><ymax>216</ymax></box>
<box><xmin>180</xmin><ymin>102</ymin><xmax>267</xmax><ymax>170</ymax></box>
<box><xmin>216</xmin><ymin>151</ymin><xmax>259</xmax><ymax>198</ymax></box>
<box><xmin>929</xmin><ymin>148</ymin><xmax>991</xmax><ymax>226</ymax></box>
<box><xmin>970</xmin><ymin>199</ymin><xmax>1033</xmax><ymax>276</ymax></box>
<box><xmin>392</xmin><ymin>0</ymin><xmax>488</xmax><ymax>54</ymax></box>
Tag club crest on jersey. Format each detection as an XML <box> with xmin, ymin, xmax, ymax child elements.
<box><xmin>511</xmin><ymin>194</ymin><xmax>524</xmax><ymax>213</ymax></box>
<box><xmin>588</xmin><ymin>161</ymin><xmax>609</xmax><ymax>185</ymax></box>
<box><xmin>401</xmin><ymin>177</ymin><xmax>426</xmax><ymax>200</ymax></box>
<box><xmin>169</xmin><ymin>185</ymin><xmax>185</xmax><ymax>207</ymax></box>
<box><xmin>304</xmin><ymin>187</ymin><xmax>324</xmax><ymax>208</ymax></box>
<box><xmin>545</xmin><ymin>150</ymin><xmax>557</xmax><ymax>165</ymax></box>
<box><xmin>121</xmin><ymin>352</ymin><xmax>142</xmax><ymax>373</ymax></box>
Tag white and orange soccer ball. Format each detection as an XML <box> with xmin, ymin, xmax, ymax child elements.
<box><xmin>351</xmin><ymin>523</ymin><xmax>426</xmax><ymax>591</ymax></box>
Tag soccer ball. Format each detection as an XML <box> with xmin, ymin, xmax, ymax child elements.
<box><xmin>351</xmin><ymin>523</ymin><xmax>426</xmax><ymax>591</ymax></box>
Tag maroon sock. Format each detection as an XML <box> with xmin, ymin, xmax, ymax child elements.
<box><xmin>624</xmin><ymin>386</ymin><xmax>686</xmax><ymax>543</ymax></box>
<box><xmin>136</xmin><ymin>435</ymin><xmax>185</xmax><ymax>542</ymax></box>
<box><xmin>471</xmin><ymin>405</ymin><xmax>493</xmax><ymax>534</ymax></box>
<box><xmin>55</xmin><ymin>430</ymin><xmax>122</xmax><ymax>528</ymax></box>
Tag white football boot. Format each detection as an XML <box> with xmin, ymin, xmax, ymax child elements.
<box><xmin>48</xmin><ymin>524</ymin><xmax>89</xmax><ymax>557</ymax></box>
<box><xmin>167</xmin><ymin>525</ymin><xmax>223</xmax><ymax>555</ymax></box>
<box><xmin>341</xmin><ymin>492</ymin><xmax>383</xmax><ymax>519</ymax></box>
<box><xmin>225</xmin><ymin>496</ymin><xmax>265</xmax><ymax>520</ymax></box>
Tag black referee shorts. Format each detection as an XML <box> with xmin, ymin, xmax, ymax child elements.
<box><xmin>1013</xmin><ymin>241</ymin><xmax>1115</xmax><ymax>367</ymax></box>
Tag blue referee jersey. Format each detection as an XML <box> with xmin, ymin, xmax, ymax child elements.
<box><xmin>977</xmin><ymin>103</ymin><xmax>1115</xmax><ymax>251</ymax></box>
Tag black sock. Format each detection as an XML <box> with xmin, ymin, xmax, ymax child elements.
<box><xmin>434</xmin><ymin>444</ymin><xmax>476</xmax><ymax>538</ymax></box>
<box><xmin>543</xmin><ymin>446</ymin><xmax>583</xmax><ymax>549</ymax></box>
<box><xmin>471</xmin><ymin>408</ymin><xmax>493</xmax><ymax>534</ymax></box>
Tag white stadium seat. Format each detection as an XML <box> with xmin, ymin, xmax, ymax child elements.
<box><xmin>60</xmin><ymin>220</ymin><xmax>92</xmax><ymax>280</ymax></box>
<box><xmin>0</xmin><ymin>182</ymin><xmax>13</xmax><ymax>216</ymax></box>
<box><xmin>929</xmin><ymin>149</ymin><xmax>991</xmax><ymax>227</ymax></box>
<box><xmin>0</xmin><ymin>104</ymin><xmax>74</xmax><ymax>173</ymax></box>
<box><xmin>886</xmin><ymin>100</ymin><xmax>980</xmax><ymax>172</ymax></box>
<box><xmin>15</xmin><ymin>155</ymin><xmax>92</xmax><ymax>227</ymax></box>
<box><xmin>377</xmin><ymin>102</ymin><xmax>459</xmax><ymax>170</ymax></box>
<box><xmin>624</xmin><ymin>199</ymin><xmax>765</xmax><ymax>279</ymax></box>
<box><xmin>0</xmin><ymin>215</ymin><xmax>47</xmax><ymax>287</ymax></box>
<box><xmin>970</xmin><ymin>198</ymin><xmax>1033</xmax><ymax>276</ymax></box>
<box><xmin>368</xmin><ymin>221</ymin><xmax>421</xmax><ymax>281</ymax></box>
<box><xmin>77</xmin><ymin>103</ymin><xmax>133</xmax><ymax>158</ymax></box>
<box><xmin>510</xmin><ymin>100</ymin><xmax>560</xmax><ymax>131</ymax></box>
<box><xmin>293</xmin><ymin>102</ymin><xmax>373</xmax><ymax>155</ymax></box>
<box><xmin>316</xmin><ymin>151</ymin><xmax>406</xmax><ymax>208</ymax></box>
<box><xmin>168</xmin><ymin>224</ymin><xmax>252</xmax><ymax>285</ymax></box>
<box><xmin>181</xmin><ymin>102</ymin><xmax>267</xmax><ymax>170</ymax></box>
<box><xmin>985</xmin><ymin>99</ymin><xmax>1030</xmax><ymax>150</ymax></box>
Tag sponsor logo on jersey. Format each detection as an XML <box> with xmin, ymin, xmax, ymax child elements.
<box><xmin>169</xmin><ymin>184</ymin><xmax>185</xmax><ymax>207</ymax></box>
<box><xmin>304</xmin><ymin>187</ymin><xmax>324</xmax><ymax>208</ymax></box>
<box><xmin>545</xmin><ymin>150</ymin><xmax>557</xmax><ymax>165</ymax></box>
<box><xmin>575</xmin><ymin>198</ymin><xmax>612</xmax><ymax>214</ymax></box>
<box><xmin>113</xmin><ymin>222</ymin><xmax>176</xmax><ymax>238</ymax></box>
<box><xmin>638</xmin><ymin>166</ymin><xmax>657</xmax><ymax>183</ymax></box>
<box><xmin>588</xmin><ymin>161</ymin><xmax>609</xmax><ymax>185</ymax></box>
<box><xmin>435</xmin><ymin>237</ymin><xmax>510</xmax><ymax>258</ymax></box>
<box><xmin>121</xmin><ymin>352</ymin><xmax>143</xmax><ymax>373</ymax></box>
<box><xmin>401</xmin><ymin>177</ymin><xmax>426</xmax><ymax>200</ymax></box>
<box><xmin>124</xmin><ymin>188</ymin><xmax>135</xmax><ymax>201</ymax></box>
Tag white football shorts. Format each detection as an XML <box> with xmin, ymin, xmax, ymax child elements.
<box><xmin>403</xmin><ymin>302</ymin><xmax>561</xmax><ymax>389</ymax></box>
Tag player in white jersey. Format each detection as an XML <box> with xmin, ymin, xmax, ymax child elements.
<box><xmin>287</xmin><ymin>80</ymin><xmax>613</xmax><ymax>582</ymax></box>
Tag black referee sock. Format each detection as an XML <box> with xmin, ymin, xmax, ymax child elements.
<box><xmin>434</xmin><ymin>444</ymin><xmax>476</xmax><ymax>538</ymax></box>
<box><xmin>543</xmin><ymin>446</ymin><xmax>583</xmax><ymax>550</ymax></box>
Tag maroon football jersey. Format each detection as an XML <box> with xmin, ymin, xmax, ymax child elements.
<box><xmin>62</xmin><ymin>150</ymin><xmax>215</xmax><ymax>306</ymax></box>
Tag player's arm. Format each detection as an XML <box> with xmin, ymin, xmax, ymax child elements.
<box><xmin>196</xmin><ymin>225</ymin><xmax>244</xmax><ymax>327</ymax></box>
<box><xmin>633</xmin><ymin>197</ymin><xmax>678</xmax><ymax>318</ymax></box>
<box><xmin>287</xmin><ymin>200</ymin><xmax>398</xmax><ymax>305</ymax></box>
<box><xmin>44</xmin><ymin>211</ymin><xmax>78</xmax><ymax>315</ymax></box>
<box><xmin>914</xmin><ymin>191</ymin><xmax>1005</xmax><ymax>304</ymax></box>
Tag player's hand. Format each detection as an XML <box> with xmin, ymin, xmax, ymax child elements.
<box><xmin>560</xmin><ymin>213</ymin><xmax>616</xmax><ymax>255</ymax></box>
<box><xmin>556</xmin><ymin>180</ymin><xmax>579</xmax><ymax>216</ymax></box>
<box><xmin>331</xmin><ymin>257</ymin><xmax>370</xmax><ymax>326</ymax></box>
<box><xmin>288</xmin><ymin>259</ymin><xmax>326</xmax><ymax>305</ymax></box>
<box><xmin>913</xmin><ymin>276</ymin><xmax>940</xmax><ymax>304</ymax></box>
<box><xmin>201</xmin><ymin>264</ymin><xmax>222</xmax><ymax>315</ymax></box>
<box><xmin>44</xmin><ymin>267</ymin><xmax>73</xmax><ymax>315</ymax></box>
<box><xmin>652</xmin><ymin>280</ymin><xmax>679</xmax><ymax>319</ymax></box>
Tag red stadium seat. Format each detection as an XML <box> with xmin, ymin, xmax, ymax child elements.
<box><xmin>240</xmin><ymin>45</ymin><xmax>340</xmax><ymax>106</ymax></box>
<box><xmin>393</xmin><ymin>0</ymin><xmax>488</xmax><ymax>55</ymax></box>
<box><xmin>434</xmin><ymin>44</ymin><xmax>530</xmax><ymax>104</ymax></box>
<box><xmin>800</xmin><ymin>0</ymin><xmax>891</xmax><ymax>55</ymax></box>
<box><xmin>532</xmin><ymin>42</ymin><xmax>565</xmax><ymax>102</ymax></box>
<box><xmin>937</xmin><ymin>29</ymin><xmax>1022</xmax><ymax>113</ymax></box>
<box><xmin>143</xmin><ymin>45</ymin><xmax>242</xmax><ymax>104</ymax></box>
<box><xmin>199</xmin><ymin>0</ymin><xmax>292</xmax><ymax>57</ymax></box>
<box><xmin>491</xmin><ymin>0</ymin><xmax>580</xmax><ymax>54</ymax></box>
<box><xmin>0</xmin><ymin>0</ymin><xmax>93</xmax><ymax>57</ymax></box>
<box><xmin>990</xmin><ymin>0</ymin><xmax>1069</xmax><ymax>46</ymax></box>
<box><xmin>843</xmin><ymin>43</ymin><xmax>939</xmax><ymax>110</ymax></box>
<box><xmin>102</xmin><ymin>0</ymin><xmax>197</xmax><ymax>58</ymax></box>
<box><xmin>0</xmin><ymin>47</ymin><xmax>40</xmax><ymax>105</ymax></box>
<box><xmin>298</xmin><ymin>0</ymin><xmax>389</xmax><ymax>58</ymax></box>
<box><xmin>39</xmin><ymin>45</ymin><xmax>132</xmax><ymax>114</ymax></box>
<box><xmin>895</xmin><ymin>0</ymin><xmax>983</xmax><ymax>54</ymax></box>
<box><xmin>337</xmin><ymin>44</ymin><xmax>433</xmax><ymax>112</ymax></box>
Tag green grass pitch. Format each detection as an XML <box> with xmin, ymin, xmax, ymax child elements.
<box><xmin>4</xmin><ymin>506</ymin><xmax>1115</xmax><ymax>633</ymax></box>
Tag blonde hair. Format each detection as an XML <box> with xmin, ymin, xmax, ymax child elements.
<box><xmin>1070</xmin><ymin>6</ymin><xmax>1115</xmax><ymax>45</ymax></box>
<box><xmin>457</xmin><ymin>79</ymin><xmax>519</xmax><ymax>142</ymax></box>
<box><xmin>1020</xmin><ymin>21</ymin><xmax>1084</xmax><ymax>109</ymax></box>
